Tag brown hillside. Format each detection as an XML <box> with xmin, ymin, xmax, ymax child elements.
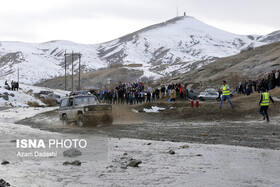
<box><xmin>168</xmin><ymin>42</ymin><xmax>280</xmax><ymax>88</ymax></box>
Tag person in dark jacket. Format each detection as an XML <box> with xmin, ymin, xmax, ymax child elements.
<box><xmin>15</xmin><ymin>82</ymin><xmax>19</xmax><ymax>91</ymax></box>
<box><xmin>146</xmin><ymin>92</ymin><xmax>151</xmax><ymax>103</ymax></box>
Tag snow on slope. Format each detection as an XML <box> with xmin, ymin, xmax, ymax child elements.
<box><xmin>0</xmin><ymin>41</ymin><xmax>106</xmax><ymax>84</ymax></box>
<box><xmin>0</xmin><ymin>79</ymin><xmax>69</xmax><ymax>107</ymax></box>
<box><xmin>0</xmin><ymin>16</ymin><xmax>277</xmax><ymax>85</ymax></box>
<box><xmin>98</xmin><ymin>16</ymin><xmax>267</xmax><ymax>77</ymax></box>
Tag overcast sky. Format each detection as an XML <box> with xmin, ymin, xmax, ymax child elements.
<box><xmin>0</xmin><ymin>0</ymin><xmax>279</xmax><ymax>44</ymax></box>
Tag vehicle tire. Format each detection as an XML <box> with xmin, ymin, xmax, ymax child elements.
<box><xmin>77</xmin><ymin>114</ymin><xmax>84</xmax><ymax>127</ymax></box>
<box><xmin>199</xmin><ymin>97</ymin><xmax>205</xmax><ymax>101</ymax></box>
<box><xmin>62</xmin><ymin>114</ymin><xmax>68</xmax><ymax>125</ymax></box>
<box><xmin>40</xmin><ymin>97</ymin><xmax>45</xmax><ymax>103</ymax></box>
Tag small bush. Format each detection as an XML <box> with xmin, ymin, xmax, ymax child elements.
<box><xmin>27</xmin><ymin>101</ymin><xmax>40</xmax><ymax>107</ymax></box>
<box><xmin>44</xmin><ymin>98</ymin><xmax>57</xmax><ymax>107</ymax></box>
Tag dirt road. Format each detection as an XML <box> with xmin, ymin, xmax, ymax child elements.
<box><xmin>17</xmin><ymin>96</ymin><xmax>280</xmax><ymax>150</ymax></box>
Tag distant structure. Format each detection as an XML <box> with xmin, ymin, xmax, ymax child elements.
<box><xmin>106</xmin><ymin>78</ymin><xmax>112</xmax><ymax>85</ymax></box>
<box><xmin>184</xmin><ymin>12</ymin><xmax>186</xmax><ymax>16</ymax></box>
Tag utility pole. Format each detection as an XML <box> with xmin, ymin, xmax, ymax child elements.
<box><xmin>71</xmin><ymin>51</ymin><xmax>74</xmax><ymax>92</ymax></box>
<box><xmin>78</xmin><ymin>53</ymin><xmax>81</xmax><ymax>90</ymax></box>
<box><xmin>64</xmin><ymin>50</ymin><xmax>67</xmax><ymax>90</ymax></box>
<box><xmin>63</xmin><ymin>51</ymin><xmax>82</xmax><ymax>91</ymax></box>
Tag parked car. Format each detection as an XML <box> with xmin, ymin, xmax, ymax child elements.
<box><xmin>38</xmin><ymin>90</ymin><xmax>54</xmax><ymax>98</ymax></box>
<box><xmin>59</xmin><ymin>95</ymin><xmax>113</xmax><ymax>127</ymax></box>
<box><xmin>185</xmin><ymin>89</ymin><xmax>198</xmax><ymax>100</ymax></box>
<box><xmin>198</xmin><ymin>91</ymin><xmax>220</xmax><ymax>101</ymax></box>
<box><xmin>47</xmin><ymin>93</ymin><xmax>61</xmax><ymax>103</ymax></box>
<box><xmin>204</xmin><ymin>88</ymin><xmax>217</xmax><ymax>93</ymax></box>
<box><xmin>38</xmin><ymin>91</ymin><xmax>61</xmax><ymax>103</ymax></box>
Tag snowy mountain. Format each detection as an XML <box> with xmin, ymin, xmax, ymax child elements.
<box><xmin>0</xmin><ymin>16</ymin><xmax>279</xmax><ymax>85</ymax></box>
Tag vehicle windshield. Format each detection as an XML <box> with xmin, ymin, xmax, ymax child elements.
<box><xmin>41</xmin><ymin>91</ymin><xmax>53</xmax><ymax>94</ymax></box>
<box><xmin>74</xmin><ymin>96</ymin><xmax>98</xmax><ymax>105</ymax></box>
<box><xmin>199</xmin><ymin>92</ymin><xmax>207</xmax><ymax>95</ymax></box>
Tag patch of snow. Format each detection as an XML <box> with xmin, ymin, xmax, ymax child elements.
<box><xmin>132</xmin><ymin>109</ymin><xmax>139</xmax><ymax>113</ymax></box>
<box><xmin>143</xmin><ymin>106</ymin><xmax>165</xmax><ymax>113</ymax></box>
<box><xmin>272</xmin><ymin>97</ymin><xmax>280</xmax><ymax>101</ymax></box>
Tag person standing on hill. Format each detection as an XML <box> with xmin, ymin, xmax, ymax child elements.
<box><xmin>259</xmin><ymin>87</ymin><xmax>275</xmax><ymax>123</ymax></box>
<box><xmin>219</xmin><ymin>80</ymin><xmax>234</xmax><ymax>109</ymax></box>
<box><xmin>146</xmin><ymin>91</ymin><xmax>151</xmax><ymax>103</ymax></box>
<box><xmin>170</xmin><ymin>88</ymin><xmax>176</xmax><ymax>102</ymax></box>
<box><xmin>11</xmin><ymin>80</ymin><xmax>14</xmax><ymax>91</ymax></box>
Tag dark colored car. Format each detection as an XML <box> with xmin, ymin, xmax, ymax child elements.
<box><xmin>185</xmin><ymin>89</ymin><xmax>198</xmax><ymax>100</ymax></box>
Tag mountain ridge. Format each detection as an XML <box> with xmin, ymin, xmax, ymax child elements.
<box><xmin>1</xmin><ymin>16</ymin><xmax>280</xmax><ymax>85</ymax></box>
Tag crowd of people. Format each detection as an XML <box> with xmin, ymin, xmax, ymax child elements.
<box><xmin>4</xmin><ymin>80</ymin><xmax>19</xmax><ymax>91</ymax></box>
<box><xmin>93</xmin><ymin>69</ymin><xmax>280</xmax><ymax>105</ymax></box>
<box><xmin>236</xmin><ymin>70</ymin><xmax>280</xmax><ymax>95</ymax></box>
<box><xmin>93</xmin><ymin>82</ymin><xmax>188</xmax><ymax>105</ymax></box>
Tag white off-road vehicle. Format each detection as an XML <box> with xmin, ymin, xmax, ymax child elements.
<box><xmin>59</xmin><ymin>95</ymin><xmax>113</xmax><ymax>126</ymax></box>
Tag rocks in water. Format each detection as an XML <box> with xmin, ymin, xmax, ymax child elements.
<box><xmin>127</xmin><ymin>159</ymin><xmax>142</xmax><ymax>167</ymax></box>
<box><xmin>123</xmin><ymin>152</ymin><xmax>128</xmax><ymax>156</ymax></box>
<box><xmin>169</xmin><ymin>150</ymin><xmax>175</xmax><ymax>155</ymax></box>
<box><xmin>70</xmin><ymin>160</ymin><xmax>81</xmax><ymax>165</ymax></box>
<box><xmin>63</xmin><ymin>160</ymin><xmax>81</xmax><ymax>166</ymax></box>
<box><xmin>196</xmin><ymin>154</ymin><xmax>203</xmax><ymax>157</ymax></box>
<box><xmin>63</xmin><ymin>148</ymin><xmax>82</xmax><ymax>157</ymax></box>
<box><xmin>1</xmin><ymin>160</ymin><xmax>9</xmax><ymax>165</ymax></box>
<box><xmin>63</xmin><ymin>161</ymin><xmax>71</xmax><ymax>165</ymax></box>
<box><xmin>147</xmin><ymin>143</ymin><xmax>152</xmax><ymax>145</ymax></box>
<box><xmin>0</xmin><ymin>179</ymin><xmax>10</xmax><ymax>187</ymax></box>
<box><xmin>10</xmin><ymin>140</ymin><xmax>16</xmax><ymax>143</ymax></box>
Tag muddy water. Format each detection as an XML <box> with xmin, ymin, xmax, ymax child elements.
<box><xmin>17</xmin><ymin>108</ymin><xmax>280</xmax><ymax>150</ymax></box>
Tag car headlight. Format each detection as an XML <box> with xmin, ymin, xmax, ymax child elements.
<box><xmin>84</xmin><ymin>107</ymin><xmax>89</xmax><ymax>112</ymax></box>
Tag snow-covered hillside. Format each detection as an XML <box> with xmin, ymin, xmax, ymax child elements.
<box><xmin>0</xmin><ymin>41</ymin><xmax>106</xmax><ymax>84</ymax></box>
<box><xmin>0</xmin><ymin>79</ymin><xmax>68</xmax><ymax>107</ymax></box>
<box><xmin>0</xmin><ymin>16</ymin><xmax>278</xmax><ymax>85</ymax></box>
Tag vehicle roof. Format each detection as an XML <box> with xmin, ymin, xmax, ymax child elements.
<box><xmin>40</xmin><ymin>90</ymin><xmax>54</xmax><ymax>93</ymax></box>
<box><xmin>71</xmin><ymin>90</ymin><xmax>89</xmax><ymax>93</ymax></box>
<box><xmin>61</xmin><ymin>95</ymin><xmax>96</xmax><ymax>100</ymax></box>
<box><xmin>69</xmin><ymin>95</ymin><xmax>95</xmax><ymax>98</ymax></box>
